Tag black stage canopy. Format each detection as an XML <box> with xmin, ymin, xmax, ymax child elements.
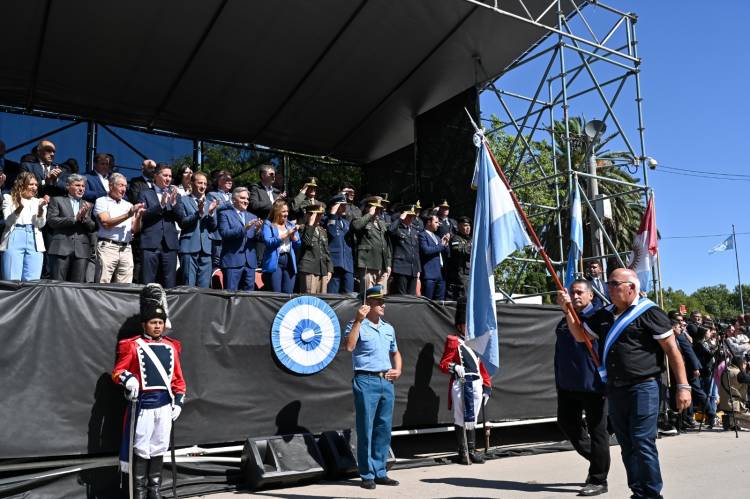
<box><xmin>0</xmin><ymin>0</ymin><xmax>572</xmax><ymax>163</ymax></box>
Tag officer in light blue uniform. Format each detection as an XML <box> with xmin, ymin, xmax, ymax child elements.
<box><xmin>344</xmin><ymin>285</ymin><xmax>403</xmax><ymax>490</ymax></box>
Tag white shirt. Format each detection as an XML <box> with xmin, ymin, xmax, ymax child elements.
<box><xmin>97</xmin><ymin>172</ymin><xmax>109</xmax><ymax>193</ymax></box>
<box><xmin>265</xmin><ymin>185</ymin><xmax>275</xmax><ymax>203</ymax></box>
<box><xmin>94</xmin><ymin>195</ymin><xmax>134</xmax><ymax>242</ymax></box>
<box><xmin>427</xmin><ymin>230</ymin><xmax>443</xmax><ymax>266</ymax></box>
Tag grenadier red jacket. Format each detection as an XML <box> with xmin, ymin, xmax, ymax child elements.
<box><xmin>112</xmin><ymin>335</ymin><xmax>186</xmax><ymax>406</ymax></box>
<box><xmin>439</xmin><ymin>335</ymin><xmax>491</xmax><ymax>409</ymax></box>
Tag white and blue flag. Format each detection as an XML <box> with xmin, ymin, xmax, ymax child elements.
<box><xmin>466</xmin><ymin>133</ymin><xmax>532</xmax><ymax>375</ymax></box>
<box><xmin>708</xmin><ymin>235</ymin><xmax>733</xmax><ymax>254</ymax></box>
<box><xmin>564</xmin><ymin>182</ymin><xmax>583</xmax><ymax>287</ymax></box>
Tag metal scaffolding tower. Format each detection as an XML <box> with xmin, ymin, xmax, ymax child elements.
<box><xmin>471</xmin><ymin>0</ymin><xmax>659</xmax><ymax>302</ymax></box>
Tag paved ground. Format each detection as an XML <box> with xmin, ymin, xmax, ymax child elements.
<box><xmin>190</xmin><ymin>431</ymin><xmax>750</xmax><ymax>498</ymax></box>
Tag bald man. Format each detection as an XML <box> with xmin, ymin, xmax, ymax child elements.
<box><xmin>558</xmin><ymin>268</ymin><xmax>690</xmax><ymax>499</ymax></box>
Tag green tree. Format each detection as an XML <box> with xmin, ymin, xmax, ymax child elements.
<box><xmin>483</xmin><ymin>115</ymin><xmax>645</xmax><ymax>298</ymax></box>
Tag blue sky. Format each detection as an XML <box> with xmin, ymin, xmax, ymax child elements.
<box><xmin>0</xmin><ymin>1</ymin><xmax>745</xmax><ymax>294</ymax></box>
<box><xmin>479</xmin><ymin>0</ymin><xmax>750</xmax><ymax>295</ymax></box>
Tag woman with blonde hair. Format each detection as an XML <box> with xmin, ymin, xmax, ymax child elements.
<box><xmin>261</xmin><ymin>199</ymin><xmax>301</xmax><ymax>292</ymax></box>
<box><xmin>1</xmin><ymin>172</ymin><xmax>49</xmax><ymax>280</ymax></box>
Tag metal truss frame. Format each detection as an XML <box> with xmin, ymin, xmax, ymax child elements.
<box><xmin>471</xmin><ymin>0</ymin><xmax>660</xmax><ymax>302</ymax></box>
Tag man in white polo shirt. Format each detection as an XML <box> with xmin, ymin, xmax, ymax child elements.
<box><xmin>94</xmin><ymin>172</ymin><xmax>145</xmax><ymax>283</ymax></box>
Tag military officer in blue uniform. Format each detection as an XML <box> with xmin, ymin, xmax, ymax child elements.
<box><xmin>325</xmin><ymin>194</ymin><xmax>355</xmax><ymax>293</ymax></box>
<box><xmin>344</xmin><ymin>285</ymin><xmax>402</xmax><ymax>490</ymax></box>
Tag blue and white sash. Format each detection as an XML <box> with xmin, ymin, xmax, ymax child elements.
<box><xmin>597</xmin><ymin>298</ymin><xmax>656</xmax><ymax>382</ymax></box>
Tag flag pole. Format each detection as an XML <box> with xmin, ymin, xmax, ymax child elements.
<box><xmin>464</xmin><ymin>110</ymin><xmax>599</xmax><ymax>367</ymax></box>
<box><xmin>733</xmin><ymin>224</ymin><xmax>745</xmax><ymax>314</ymax></box>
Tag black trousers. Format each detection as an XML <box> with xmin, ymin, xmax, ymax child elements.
<box><xmin>557</xmin><ymin>389</ymin><xmax>610</xmax><ymax>485</ymax></box>
<box><xmin>389</xmin><ymin>273</ymin><xmax>417</xmax><ymax>295</ymax></box>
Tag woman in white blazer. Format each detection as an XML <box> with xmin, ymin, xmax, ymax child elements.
<box><xmin>1</xmin><ymin>172</ymin><xmax>48</xmax><ymax>280</ymax></box>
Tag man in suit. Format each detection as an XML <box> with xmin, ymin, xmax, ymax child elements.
<box><xmin>419</xmin><ymin>215</ymin><xmax>450</xmax><ymax>300</ymax></box>
<box><xmin>138</xmin><ymin>164</ymin><xmax>180</xmax><ymax>287</ymax></box>
<box><xmin>387</xmin><ymin>204</ymin><xmax>420</xmax><ymax>295</ymax></box>
<box><xmin>127</xmin><ymin>159</ymin><xmax>157</xmax><ymax>203</ymax></box>
<box><xmin>586</xmin><ymin>261</ymin><xmax>609</xmax><ymax>309</ymax></box>
<box><xmin>218</xmin><ymin>186</ymin><xmax>263</xmax><ymax>291</ymax></box>
<box><xmin>175</xmin><ymin>171</ymin><xmax>218</xmax><ymax>288</ymax></box>
<box><xmin>126</xmin><ymin>159</ymin><xmax>157</xmax><ymax>284</ymax></box>
<box><xmin>435</xmin><ymin>199</ymin><xmax>457</xmax><ymax>237</ymax></box>
<box><xmin>249</xmin><ymin>164</ymin><xmax>284</xmax><ymax>220</ymax></box>
<box><xmin>20</xmin><ymin>139</ymin><xmax>68</xmax><ymax>197</ymax></box>
<box><xmin>206</xmin><ymin>170</ymin><xmax>234</xmax><ymax>268</ymax></box>
<box><xmin>0</xmin><ymin>139</ymin><xmax>21</xmax><ymax>191</ymax></box>
<box><xmin>83</xmin><ymin>153</ymin><xmax>112</xmax><ymax>202</ymax></box>
<box><xmin>46</xmin><ymin>174</ymin><xmax>97</xmax><ymax>282</ymax></box>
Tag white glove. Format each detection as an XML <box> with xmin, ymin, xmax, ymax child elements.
<box><xmin>453</xmin><ymin>364</ymin><xmax>465</xmax><ymax>378</ymax></box>
<box><xmin>124</xmin><ymin>377</ymin><xmax>139</xmax><ymax>401</ymax></box>
<box><xmin>172</xmin><ymin>405</ymin><xmax>182</xmax><ymax>421</ymax></box>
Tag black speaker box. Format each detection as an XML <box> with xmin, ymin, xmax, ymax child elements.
<box><xmin>316</xmin><ymin>429</ymin><xmax>395</xmax><ymax>479</ymax></box>
<box><xmin>241</xmin><ymin>433</ymin><xmax>325</xmax><ymax>489</ymax></box>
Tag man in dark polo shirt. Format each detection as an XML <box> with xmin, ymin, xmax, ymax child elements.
<box><xmin>555</xmin><ymin>279</ymin><xmax>609</xmax><ymax>496</ymax></box>
<box><xmin>558</xmin><ymin>268</ymin><xmax>691</xmax><ymax>499</ymax></box>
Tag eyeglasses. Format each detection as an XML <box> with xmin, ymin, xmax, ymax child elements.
<box><xmin>606</xmin><ymin>280</ymin><xmax>632</xmax><ymax>288</ymax></box>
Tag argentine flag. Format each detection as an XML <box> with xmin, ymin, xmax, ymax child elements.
<box><xmin>466</xmin><ymin>132</ymin><xmax>532</xmax><ymax>375</ymax></box>
<box><xmin>564</xmin><ymin>182</ymin><xmax>583</xmax><ymax>288</ymax></box>
<box><xmin>627</xmin><ymin>195</ymin><xmax>658</xmax><ymax>292</ymax></box>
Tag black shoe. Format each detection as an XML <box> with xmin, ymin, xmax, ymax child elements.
<box><xmin>579</xmin><ymin>483</ymin><xmax>608</xmax><ymax>496</ymax></box>
<box><xmin>360</xmin><ymin>479</ymin><xmax>376</xmax><ymax>490</ymax></box>
<box><xmin>468</xmin><ymin>450</ymin><xmax>485</xmax><ymax>464</ymax></box>
<box><xmin>374</xmin><ymin>477</ymin><xmax>400</xmax><ymax>486</ymax></box>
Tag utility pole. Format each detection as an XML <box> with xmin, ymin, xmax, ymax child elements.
<box><xmin>733</xmin><ymin>224</ymin><xmax>745</xmax><ymax>314</ymax></box>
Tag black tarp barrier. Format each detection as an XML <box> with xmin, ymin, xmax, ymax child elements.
<box><xmin>0</xmin><ymin>281</ymin><xmax>561</xmax><ymax>460</ymax></box>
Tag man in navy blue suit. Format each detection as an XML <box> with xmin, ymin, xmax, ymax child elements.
<box><xmin>218</xmin><ymin>186</ymin><xmax>263</xmax><ymax>291</ymax></box>
<box><xmin>175</xmin><ymin>171</ymin><xmax>218</xmax><ymax>288</ymax></box>
<box><xmin>138</xmin><ymin>164</ymin><xmax>180</xmax><ymax>287</ymax></box>
<box><xmin>586</xmin><ymin>261</ymin><xmax>609</xmax><ymax>309</ymax></box>
<box><xmin>207</xmin><ymin>170</ymin><xmax>235</xmax><ymax>267</ymax></box>
<box><xmin>20</xmin><ymin>139</ymin><xmax>68</xmax><ymax>197</ymax></box>
<box><xmin>83</xmin><ymin>153</ymin><xmax>112</xmax><ymax>202</ymax></box>
<box><xmin>419</xmin><ymin>215</ymin><xmax>450</xmax><ymax>301</ymax></box>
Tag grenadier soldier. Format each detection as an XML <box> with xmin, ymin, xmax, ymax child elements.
<box><xmin>113</xmin><ymin>286</ymin><xmax>186</xmax><ymax>499</ymax></box>
<box><xmin>387</xmin><ymin>204</ymin><xmax>420</xmax><ymax>295</ymax></box>
<box><xmin>446</xmin><ymin>216</ymin><xmax>472</xmax><ymax>300</ymax></box>
<box><xmin>352</xmin><ymin>197</ymin><xmax>391</xmax><ymax>293</ymax></box>
<box><xmin>439</xmin><ymin>297</ymin><xmax>491</xmax><ymax>465</ymax></box>
<box><xmin>298</xmin><ymin>204</ymin><xmax>333</xmax><ymax>294</ymax></box>
<box><xmin>435</xmin><ymin>199</ymin><xmax>457</xmax><ymax>237</ymax></box>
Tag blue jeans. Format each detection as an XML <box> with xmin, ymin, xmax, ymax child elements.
<box><xmin>352</xmin><ymin>374</ymin><xmax>394</xmax><ymax>480</ymax></box>
<box><xmin>608</xmin><ymin>379</ymin><xmax>662</xmax><ymax>499</ymax></box>
<box><xmin>3</xmin><ymin>225</ymin><xmax>43</xmax><ymax>281</ymax></box>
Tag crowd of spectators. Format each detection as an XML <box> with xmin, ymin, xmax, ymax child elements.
<box><xmin>662</xmin><ymin>310</ymin><xmax>750</xmax><ymax>432</ymax></box>
<box><xmin>0</xmin><ymin>138</ymin><xmax>473</xmax><ymax>298</ymax></box>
